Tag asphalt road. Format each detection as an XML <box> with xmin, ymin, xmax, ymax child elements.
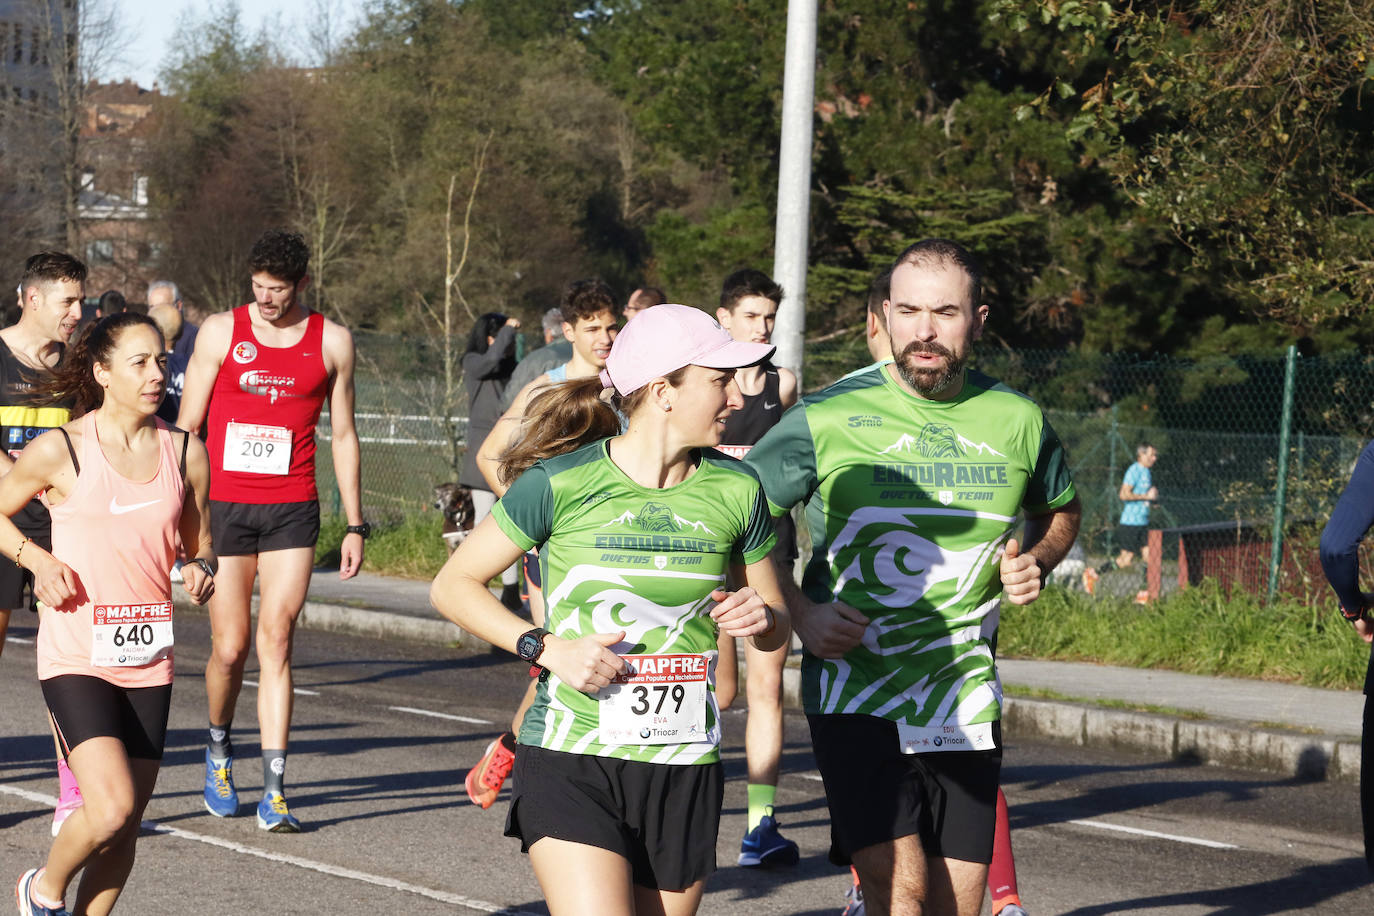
<box><xmin>1</xmin><ymin>612</ymin><xmax>1370</xmax><ymax>915</ymax></box>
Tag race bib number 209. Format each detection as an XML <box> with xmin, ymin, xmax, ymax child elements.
<box><xmin>223</xmin><ymin>422</ymin><xmax>291</xmax><ymax>475</ymax></box>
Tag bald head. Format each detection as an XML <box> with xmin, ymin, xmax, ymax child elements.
<box><xmin>148</xmin><ymin>304</ymin><xmax>182</xmax><ymax>351</ymax></box>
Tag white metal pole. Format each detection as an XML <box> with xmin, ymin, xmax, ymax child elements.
<box><xmin>770</xmin><ymin>0</ymin><xmax>817</xmax><ymax>386</ymax></box>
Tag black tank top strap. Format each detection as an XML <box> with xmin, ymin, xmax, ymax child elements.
<box><xmin>180</xmin><ymin>430</ymin><xmax>189</xmax><ymax>479</ymax></box>
<box><xmin>719</xmin><ymin>363</ymin><xmax>784</xmax><ymax>448</ymax></box>
<box><xmin>761</xmin><ymin>364</ymin><xmax>780</xmax><ymax>402</ymax></box>
<box><xmin>56</xmin><ymin>427</ymin><xmax>79</xmax><ymax>475</ymax></box>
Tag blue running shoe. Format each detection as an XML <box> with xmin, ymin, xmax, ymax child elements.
<box><xmin>15</xmin><ymin>868</ymin><xmax>69</xmax><ymax>916</ymax></box>
<box><xmin>738</xmin><ymin>809</ymin><xmax>800</xmax><ymax>867</ymax></box>
<box><xmin>257</xmin><ymin>792</ymin><xmax>301</xmax><ymax>833</ymax></box>
<box><xmin>203</xmin><ymin>750</ymin><xmax>238</xmax><ymax>817</ymax></box>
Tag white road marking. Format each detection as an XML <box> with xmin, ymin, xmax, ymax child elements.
<box><xmin>0</xmin><ymin>783</ymin><xmax>539</xmax><ymax>915</ymax></box>
<box><xmin>1069</xmin><ymin>818</ymin><xmax>1238</xmax><ymax>849</ymax></box>
<box><xmin>241</xmin><ymin>678</ymin><xmax>319</xmax><ymax>696</ymax></box>
<box><xmin>389</xmin><ymin>706</ymin><xmax>493</xmax><ymax>726</ymax></box>
<box><xmin>5</xmin><ymin>636</ymin><xmax>33</xmax><ymax>644</ymax></box>
<box><xmin>796</xmin><ymin>772</ymin><xmax>824</xmax><ymax>782</ymax></box>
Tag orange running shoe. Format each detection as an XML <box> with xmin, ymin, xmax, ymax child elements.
<box><xmin>465</xmin><ymin>734</ymin><xmax>516</xmax><ymax>809</ymax></box>
<box><xmin>1081</xmin><ymin>568</ymin><xmax>1099</xmax><ymax>595</ymax></box>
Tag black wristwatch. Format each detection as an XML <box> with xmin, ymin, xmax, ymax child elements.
<box><xmin>346</xmin><ymin>522</ymin><xmax>372</xmax><ymax>540</ymax></box>
<box><xmin>516</xmin><ymin>627</ymin><xmax>549</xmax><ymax>666</ymax></box>
<box><xmin>1342</xmin><ymin>602</ymin><xmax>1367</xmax><ymax>622</ymax></box>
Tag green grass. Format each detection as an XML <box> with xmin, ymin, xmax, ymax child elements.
<box><xmin>999</xmin><ymin>582</ymin><xmax>1369</xmax><ymax>691</ymax></box>
<box><xmin>316</xmin><ymin>512</ymin><xmax>450</xmax><ymax>579</ymax></box>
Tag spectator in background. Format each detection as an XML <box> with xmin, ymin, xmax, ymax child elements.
<box><xmin>460</xmin><ymin>311</ymin><xmax>523</xmax><ymax>611</ymax></box>
<box><xmin>622</xmin><ymin>285</ymin><xmax>666</xmax><ymax>322</ymax></box>
<box><xmin>148</xmin><ymin>282</ymin><xmax>196</xmax><ymax>426</ymax></box>
<box><xmin>502</xmin><ymin>307</ymin><xmax>571</xmax><ymax>412</ymax></box>
<box><xmin>148</xmin><ymin>304</ymin><xmax>183</xmax><ymax>423</ymax></box>
<box><xmin>148</xmin><ymin>281</ymin><xmax>197</xmax><ymax>385</ymax></box>
<box><xmin>95</xmin><ymin>289</ymin><xmax>126</xmax><ymax>317</ymax></box>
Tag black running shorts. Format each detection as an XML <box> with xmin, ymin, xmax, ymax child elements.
<box><xmin>211</xmin><ymin>499</ymin><xmax>320</xmax><ymax>557</ymax></box>
<box><xmin>1115</xmin><ymin>523</ymin><xmax>1148</xmax><ymax>554</ymax></box>
<box><xmin>43</xmin><ymin>674</ymin><xmax>173</xmax><ymax>760</ymax></box>
<box><xmin>505</xmin><ymin>744</ymin><xmax>724</xmax><ymax>890</ymax></box>
<box><xmin>808</xmin><ymin>713</ymin><xmax>1002</xmax><ymax>865</ymax></box>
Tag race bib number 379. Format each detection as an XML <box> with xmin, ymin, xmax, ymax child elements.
<box><xmin>599</xmin><ymin>654</ymin><xmax>709</xmax><ymax>746</ymax></box>
<box><xmin>91</xmin><ymin>602</ymin><xmax>174</xmax><ymax>667</ymax></box>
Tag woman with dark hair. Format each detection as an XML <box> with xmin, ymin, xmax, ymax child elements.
<box><xmin>431</xmin><ymin>304</ymin><xmax>789</xmax><ymax>916</ymax></box>
<box><xmin>6</xmin><ymin>313</ymin><xmax>214</xmax><ymax>916</ymax></box>
<box><xmin>460</xmin><ymin>311</ymin><xmax>521</xmax><ymax>606</ymax></box>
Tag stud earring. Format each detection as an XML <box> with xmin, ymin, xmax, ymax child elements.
<box><xmin>661</xmin><ymin>403</ymin><xmax>672</xmax><ymax>412</ymax></box>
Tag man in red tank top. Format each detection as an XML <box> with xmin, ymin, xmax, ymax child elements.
<box><xmin>177</xmin><ymin>229</ymin><xmax>367</xmax><ymax>832</ymax></box>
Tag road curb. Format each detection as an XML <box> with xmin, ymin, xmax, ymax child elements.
<box><xmin>1002</xmin><ymin>696</ymin><xmax>1361</xmax><ymax>784</ymax></box>
<box><xmin>177</xmin><ymin>593</ymin><xmax>1362</xmax><ymax>784</ymax></box>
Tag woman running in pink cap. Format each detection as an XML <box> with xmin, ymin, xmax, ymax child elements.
<box><xmin>432</xmin><ymin>303</ymin><xmax>791</xmax><ymax>916</ymax></box>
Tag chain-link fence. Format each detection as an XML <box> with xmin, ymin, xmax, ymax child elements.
<box><xmin>317</xmin><ymin>331</ymin><xmax>1374</xmax><ymax>603</ymax></box>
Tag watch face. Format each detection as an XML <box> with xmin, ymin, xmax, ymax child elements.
<box><xmin>517</xmin><ymin>631</ymin><xmax>543</xmax><ymax>661</ymax></box>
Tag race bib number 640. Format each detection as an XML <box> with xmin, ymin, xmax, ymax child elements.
<box><xmin>91</xmin><ymin>602</ymin><xmax>174</xmax><ymax>667</ymax></box>
<box><xmin>598</xmin><ymin>654</ymin><xmax>708</xmax><ymax>745</ymax></box>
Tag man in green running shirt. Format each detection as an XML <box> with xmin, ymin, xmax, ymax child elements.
<box><xmin>746</xmin><ymin>239</ymin><xmax>1080</xmax><ymax>916</ymax></box>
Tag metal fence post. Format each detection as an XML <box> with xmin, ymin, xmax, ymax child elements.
<box><xmin>1108</xmin><ymin>404</ymin><xmax>1119</xmax><ymax>556</ymax></box>
<box><xmin>1267</xmin><ymin>344</ymin><xmax>1298</xmax><ymax>602</ymax></box>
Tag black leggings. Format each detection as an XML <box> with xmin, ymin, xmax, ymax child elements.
<box><xmin>42</xmin><ymin>675</ymin><xmax>172</xmax><ymax>760</ymax></box>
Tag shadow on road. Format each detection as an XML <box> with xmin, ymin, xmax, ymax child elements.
<box><xmin>1059</xmin><ymin>858</ymin><xmax>1370</xmax><ymax>914</ymax></box>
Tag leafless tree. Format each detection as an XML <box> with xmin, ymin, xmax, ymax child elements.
<box><xmin>0</xmin><ymin>0</ymin><xmax>131</xmax><ymax>253</ymax></box>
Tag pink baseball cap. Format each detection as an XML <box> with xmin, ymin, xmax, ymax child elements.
<box><xmin>599</xmin><ymin>303</ymin><xmax>775</xmax><ymax>395</ymax></box>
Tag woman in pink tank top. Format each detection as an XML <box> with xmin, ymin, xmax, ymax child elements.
<box><xmin>0</xmin><ymin>313</ymin><xmax>214</xmax><ymax>916</ymax></box>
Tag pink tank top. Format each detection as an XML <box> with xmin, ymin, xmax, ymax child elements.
<box><xmin>38</xmin><ymin>413</ymin><xmax>185</xmax><ymax>687</ymax></box>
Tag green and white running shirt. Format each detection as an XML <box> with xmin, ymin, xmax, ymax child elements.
<box><xmin>746</xmin><ymin>366</ymin><xmax>1075</xmax><ymax>740</ymax></box>
<box><xmin>493</xmin><ymin>439</ymin><xmax>776</xmax><ymax>765</ymax></box>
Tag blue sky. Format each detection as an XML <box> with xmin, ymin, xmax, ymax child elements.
<box><xmin>112</xmin><ymin>0</ymin><xmax>367</xmax><ymax>89</ymax></box>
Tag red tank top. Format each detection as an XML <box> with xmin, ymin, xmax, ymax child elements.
<box><xmin>207</xmin><ymin>305</ymin><xmax>329</xmax><ymax>504</ymax></box>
